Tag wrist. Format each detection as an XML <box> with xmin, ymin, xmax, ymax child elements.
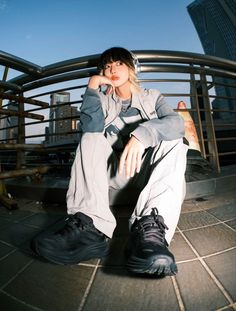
<box><xmin>88</xmin><ymin>76</ymin><xmax>100</xmax><ymax>90</ymax></box>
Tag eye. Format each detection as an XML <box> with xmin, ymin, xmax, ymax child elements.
<box><xmin>116</xmin><ymin>61</ymin><xmax>123</xmax><ymax>66</ymax></box>
<box><xmin>104</xmin><ymin>64</ymin><xmax>111</xmax><ymax>70</ymax></box>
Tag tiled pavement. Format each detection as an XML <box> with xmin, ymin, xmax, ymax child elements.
<box><xmin>0</xmin><ymin>190</ymin><xmax>235</xmax><ymax>311</ymax></box>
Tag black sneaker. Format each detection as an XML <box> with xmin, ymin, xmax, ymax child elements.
<box><xmin>126</xmin><ymin>208</ymin><xmax>177</xmax><ymax>277</ymax></box>
<box><xmin>32</xmin><ymin>212</ymin><xmax>109</xmax><ymax>265</ymax></box>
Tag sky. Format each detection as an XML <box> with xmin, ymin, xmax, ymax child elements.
<box><xmin>0</xmin><ymin>0</ymin><xmax>205</xmax><ymax>141</ymax></box>
<box><xmin>0</xmin><ymin>0</ymin><xmax>204</xmax><ymax>68</ymax></box>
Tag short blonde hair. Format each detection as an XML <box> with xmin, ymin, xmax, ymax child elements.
<box><xmin>98</xmin><ymin>47</ymin><xmax>141</xmax><ymax>93</ymax></box>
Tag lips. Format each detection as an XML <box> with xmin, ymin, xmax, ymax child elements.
<box><xmin>111</xmin><ymin>76</ymin><xmax>119</xmax><ymax>81</ymax></box>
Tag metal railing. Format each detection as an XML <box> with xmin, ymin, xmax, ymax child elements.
<box><xmin>0</xmin><ymin>50</ymin><xmax>236</xmax><ymax>180</ymax></box>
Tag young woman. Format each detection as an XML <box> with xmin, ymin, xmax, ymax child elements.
<box><xmin>33</xmin><ymin>47</ymin><xmax>188</xmax><ymax>277</ymax></box>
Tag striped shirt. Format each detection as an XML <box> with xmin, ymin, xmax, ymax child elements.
<box><xmin>105</xmin><ymin>100</ymin><xmax>144</xmax><ymax>151</ymax></box>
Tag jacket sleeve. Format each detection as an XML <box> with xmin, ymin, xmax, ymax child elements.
<box><xmin>80</xmin><ymin>87</ymin><xmax>105</xmax><ymax>132</ymax></box>
<box><xmin>131</xmin><ymin>92</ymin><xmax>185</xmax><ymax>148</ymax></box>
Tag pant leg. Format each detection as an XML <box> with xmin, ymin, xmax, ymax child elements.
<box><xmin>130</xmin><ymin>138</ymin><xmax>188</xmax><ymax>244</ymax></box>
<box><xmin>66</xmin><ymin>132</ymin><xmax>118</xmax><ymax>238</ymax></box>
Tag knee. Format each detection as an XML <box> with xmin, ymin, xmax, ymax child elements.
<box><xmin>80</xmin><ymin>132</ymin><xmax>112</xmax><ymax>154</ymax></box>
<box><xmin>81</xmin><ymin>132</ymin><xmax>106</xmax><ymax>144</ymax></box>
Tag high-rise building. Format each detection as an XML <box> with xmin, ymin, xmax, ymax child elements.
<box><xmin>0</xmin><ymin>117</ymin><xmax>7</xmax><ymax>142</ymax></box>
<box><xmin>6</xmin><ymin>101</ymin><xmax>18</xmax><ymax>143</ymax></box>
<box><xmin>187</xmin><ymin>0</ymin><xmax>236</xmax><ymax>120</ymax></box>
<box><xmin>49</xmin><ymin>92</ymin><xmax>70</xmax><ymax>143</ymax></box>
<box><xmin>48</xmin><ymin>92</ymin><xmax>79</xmax><ymax>144</ymax></box>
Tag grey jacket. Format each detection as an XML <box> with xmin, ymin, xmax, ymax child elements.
<box><xmin>80</xmin><ymin>87</ymin><xmax>185</xmax><ymax>149</ymax></box>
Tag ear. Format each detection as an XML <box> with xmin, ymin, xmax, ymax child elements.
<box><xmin>130</xmin><ymin>51</ymin><xmax>140</xmax><ymax>74</ymax></box>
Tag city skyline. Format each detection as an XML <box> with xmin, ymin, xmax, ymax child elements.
<box><xmin>1</xmin><ymin>0</ymin><xmax>235</xmax><ymax>143</ymax></box>
<box><xmin>1</xmin><ymin>0</ymin><xmax>204</xmax><ymax>79</ymax></box>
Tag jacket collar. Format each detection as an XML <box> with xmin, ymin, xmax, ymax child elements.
<box><xmin>111</xmin><ymin>88</ymin><xmax>145</xmax><ymax>108</ymax></box>
<box><xmin>131</xmin><ymin>90</ymin><xmax>143</xmax><ymax>110</ymax></box>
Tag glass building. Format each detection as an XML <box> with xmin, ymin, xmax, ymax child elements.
<box><xmin>48</xmin><ymin>92</ymin><xmax>79</xmax><ymax>144</ymax></box>
<box><xmin>187</xmin><ymin>0</ymin><xmax>236</xmax><ymax>120</ymax></box>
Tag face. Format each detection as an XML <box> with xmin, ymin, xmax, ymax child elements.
<box><xmin>103</xmin><ymin>61</ymin><xmax>130</xmax><ymax>88</ymax></box>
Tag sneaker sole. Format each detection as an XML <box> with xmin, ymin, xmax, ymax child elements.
<box><xmin>126</xmin><ymin>254</ymin><xmax>177</xmax><ymax>276</ymax></box>
<box><xmin>34</xmin><ymin>240</ymin><xmax>109</xmax><ymax>265</ymax></box>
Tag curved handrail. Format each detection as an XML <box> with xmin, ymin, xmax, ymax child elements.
<box><xmin>0</xmin><ymin>49</ymin><xmax>236</xmax><ymax>174</ymax></box>
<box><xmin>0</xmin><ymin>50</ymin><xmax>42</xmax><ymax>75</ymax></box>
<box><xmin>2</xmin><ymin>50</ymin><xmax>235</xmax><ymax>91</ymax></box>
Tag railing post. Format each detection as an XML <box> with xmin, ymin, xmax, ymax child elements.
<box><xmin>200</xmin><ymin>69</ymin><xmax>220</xmax><ymax>172</ymax></box>
<box><xmin>190</xmin><ymin>70</ymin><xmax>206</xmax><ymax>158</ymax></box>
<box><xmin>16</xmin><ymin>93</ymin><xmax>26</xmax><ymax>169</ymax></box>
<box><xmin>0</xmin><ymin>67</ymin><xmax>9</xmax><ymax>108</ymax></box>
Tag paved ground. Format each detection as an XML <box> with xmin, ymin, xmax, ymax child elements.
<box><xmin>0</xmin><ymin>189</ymin><xmax>235</xmax><ymax>311</ymax></box>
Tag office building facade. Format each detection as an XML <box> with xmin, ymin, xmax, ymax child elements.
<box><xmin>48</xmin><ymin>92</ymin><xmax>79</xmax><ymax>144</ymax></box>
<box><xmin>187</xmin><ymin>0</ymin><xmax>236</xmax><ymax>120</ymax></box>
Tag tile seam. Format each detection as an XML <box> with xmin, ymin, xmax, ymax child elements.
<box><xmin>0</xmin><ymin>239</ymin><xmax>19</xmax><ymax>248</ymax></box>
<box><xmin>179</xmin><ymin>219</ymin><xmax>236</xmax><ymax>232</ymax></box>
<box><xmin>214</xmin><ymin>302</ymin><xmax>236</xmax><ymax>311</ymax></box>
<box><xmin>223</xmin><ymin>222</ymin><xmax>236</xmax><ymax>232</ymax></box>
<box><xmin>179</xmin><ymin>222</ymin><xmax>222</xmax><ymax>232</ymax></box>
<box><xmin>182</xmin><ymin>200</ymin><xmax>236</xmax><ymax>214</ymax></box>
<box><xmin>176</xmin><ymin>257</ymin><xmax>202</xmax><ymax>264</ymax></box>
<box><xmin>0</xmin><ymin>288</ymin><xmax>44</xmax><ymax>311</ymax></box>
<box><xmin>77</xmin><ymin>260</ymin><xmax>100</xmax><ymax>311</ymax></box>
<box><xmin>171</xmin><ymin>276</ymin><xmax>186</xmax><ymax>311</ymax></box>
<box><xmin>0</xmin><ymin>248</ymin><xmax>17</xmax><ymax>262</ymax></box>
<box><xmin>205</xmin><ymin>210</ymin><xmax>236</xmax><ymax>232</ymax></box>
<box><xmin>77</xmin><ymin>262</ymin><xmax>98</xmax><ymax>268</ymax></box>
<box><xmin>178</xmin><ymin>229</ymin><xmax>234</xmax><ymax>306</ymax></box>
<box><xmin>202</xmin><ymin>246</ymin><xmax>236</xmax><ymax>259</ymax></box>
<box><xmin>181</xmin><ymin>206</ymin><xmax>209</xmax><ymax>214</ymax></box>
<box><xmin>0</xmin><ymin>211</ymin><xmax>38</xmax><ymax>223</ymax></box>
<box><xmin>0</xmin><ymin>259</ymin><xmax>34</xmax><ymax>290</ymax></box>
<box><xmin>0</xmin><ymin>239</ymin><xmax>16</xmax><ymax>248</ymax></box>
<box><xmin>176</xmin><ymin>246</ymin><xmax>236</xmax><ymax>264</ymax></box>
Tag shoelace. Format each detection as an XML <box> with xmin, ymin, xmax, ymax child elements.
<box><xmin>56</xmin><ymin>216</ymin><xmax>82</xmax><ymax>236</ymax></box>
<box><xmin>138</xmin><ymin>208</ymin><xmax>168</xmax><ymax>247</ymax></box>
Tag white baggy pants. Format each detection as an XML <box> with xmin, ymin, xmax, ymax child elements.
<box><xmin>66</xmin><ymin>133</ymin><xmax>188</xmax><ymax>244</ymax></box>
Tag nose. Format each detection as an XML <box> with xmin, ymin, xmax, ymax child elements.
<box><xmin>110</xmin><ymin>64</ymin><xmax>116</xmax><ymax>74</ymax></box>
